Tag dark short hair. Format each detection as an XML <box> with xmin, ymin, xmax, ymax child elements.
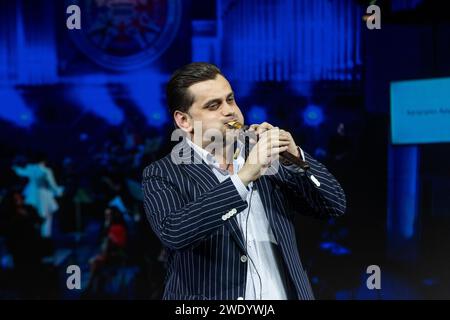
<box><xmin>166</xmin><ymin>62</ymin><xmax>223</xmax><ymax>117</ymax></box>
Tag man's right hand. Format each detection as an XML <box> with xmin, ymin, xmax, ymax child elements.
<box><xmin>237</xmin><ymin>127</ymin><xmax>289</xmax><ymax>186</ymax></box>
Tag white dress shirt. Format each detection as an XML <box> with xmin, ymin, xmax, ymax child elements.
<box><xmin>186</xmin><ymin>138</ymin><xmax>300</xmax><ymax>300</ymax></box>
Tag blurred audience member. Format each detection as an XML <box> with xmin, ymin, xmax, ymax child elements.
<box><xmin>328</xmin><ymin>123</ymin><xmax>352</xmax><ymax>162</ymax></box>
<box><xmin>86</xmin><ymin>206</ymin><xmax>128</xmax><ymax>297</ymax></box>
<box><xmin>12</xmin><ymin>153</ymin><xmax>64</xmax><ymax>238</ymax></box>
<box><xmin>3</xmin><ymin>191</ymin><xmax>45</xmax><ymax>298</ymax></box>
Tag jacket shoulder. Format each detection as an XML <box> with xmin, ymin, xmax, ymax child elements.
<box><xmin>142</xmin><ymin>153</ymin><xmax>180</xmax><ymax>180</ymax></box>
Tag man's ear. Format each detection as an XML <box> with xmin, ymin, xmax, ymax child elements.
<box><xmin>174</xmin><ymin>110</ymin><xmax>193</xmax><ymax>133</ymax></box>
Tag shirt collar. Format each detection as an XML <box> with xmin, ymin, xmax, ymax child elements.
<box><xmin>185</xmin><ymin>137</ymin><xmax>245</xmax><ymax>171</ymax></box>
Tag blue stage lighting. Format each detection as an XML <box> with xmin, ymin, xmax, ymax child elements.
<box><xmin>127</xmin><ymin>73</ymin><xmax>169</xmax><ymax>128</ymax></box>
<box><xmin>71</xmin><ymin>85</ymin><xmax>124</xmax><ymax>126</ymax></box>
<box><xmin>0</xmin><ymin>88</ymin><xmax>34</xmax><ymax>127</ymax></box>
<box><xmin>303</xmin><ymin>105</ymin><xmax>324</xmax><ymax>127</ymax></box>
<box><xmin>246</xmin><ymin>105</ymin><xmax>267</xmax><ymax>124</ymax></box>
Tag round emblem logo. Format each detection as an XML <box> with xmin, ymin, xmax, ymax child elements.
<box><xmin>68</xmin><ymin>0</ymin><xmax>182</xmax><ymax>71</ymax></box>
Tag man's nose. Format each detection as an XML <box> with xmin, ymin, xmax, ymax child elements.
<box><xmin>222</xmin><ymin>101</ymin><xmax>235</xmax><ymax>116</ymax></box>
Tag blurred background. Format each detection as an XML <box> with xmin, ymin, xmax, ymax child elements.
<box><xmin>0</xmin><ymin>0</ymin><xmax>449</xmax><ymax>299</ymax></box>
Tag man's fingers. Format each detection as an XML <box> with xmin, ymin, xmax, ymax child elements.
<box><xmin>256</xmin><ymin>143</ymin><xmax>289</xmax><ymax>157</ymax></box>
<box><xmin>256</xmin><ymin>128</ymin><xmax>287</xmax><ymax>147</ymax></box>
<box><xmin>258</xmin><ymin>124</ymin><xmax>274</xmax><ymax>134</ymax></box>
<box><xmin>267</xmin><ymin>140</ymin><xmax>289</xmax><ymax>149</ymax></box>
<box><xmin>259</xmin><ymin>127</ymin><xmax>279</xmax><ymax>140</ymax></box>
<box><xmin>279</xmin><ymin>130</ymin><xmax>292</xmax><ymax>138</ymax></box>
<box><xmin>260</xmin><ymin>122</ymin><xmax>274</xmax><ymax>129</ymax></box>
<box><xmin>255</xmin><ymin>122</ymin><xmax>274</xmax><ymax>135</ymax></box>
<box><xmin>252</xmin><ymin>126</ymin><xmax>291</xmax><ymax>139</ymax></box>
<box><xmin>248</xmin><ymin>122</ymin><xmax>273</xmax><ymax>131</ymax></box>
<box><xmin>270</xmin><ymin>145</ymin><xmax>289</xmax><ymax>156</ymax></box>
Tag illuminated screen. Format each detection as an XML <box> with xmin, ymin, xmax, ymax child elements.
<box><xmin>390</xmin><ymin>77</ymin><xmax>450</xmax><ymax>144</ymax></box>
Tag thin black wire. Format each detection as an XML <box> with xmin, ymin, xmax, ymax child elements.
<box><xmin>241</xmin><ymin>133</ymin><xmax>263</xmax><ymax>300</ymax></box>
<box><xmin>243</xmin><ymin>185</ymin><xmax>263</xmax><ymax>300</ymax></box>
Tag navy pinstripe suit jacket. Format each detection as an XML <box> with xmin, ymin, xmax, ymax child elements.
<box><xmin>142</xmin><ymin>140</ymin><xmax>346</xmax><ymax>300</ymax></box>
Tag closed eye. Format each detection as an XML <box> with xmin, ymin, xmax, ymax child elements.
<box><xmin>207</xmin><ymin>103</ymin><xmax>220</xmax><ymax>110</ymax></box>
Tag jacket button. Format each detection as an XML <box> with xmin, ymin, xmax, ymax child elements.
<box><xmin>240</xmin><ymin>255</ymin><xmax>248</xmax><ymax>263</ymax></box>
<box><xmin>237</xmin><ymin>297</ymin><xmax>244</xmax><ymax>300</ymax></box>
<box><xmin>221</xmin><ymin>215</ymin><xmax>227</xmax><ymax>221</ymax></box>
<box><xmin>310</xmin><ymin>175</ymin><xmax>321</xmax><ymax>187</ymax></box>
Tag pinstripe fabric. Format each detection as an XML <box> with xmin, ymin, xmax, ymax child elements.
<box><xmin>142</xmin><ymin>140</ymin><xmax>346</xmax><ymax>300</ymax></box>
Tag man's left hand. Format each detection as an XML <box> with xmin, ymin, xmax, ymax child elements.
<box><xmin>248</xmin><ymin>122</ymin><xmax>300</xmax><ymax>158</ymax></box>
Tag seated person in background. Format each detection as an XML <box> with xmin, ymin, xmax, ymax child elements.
<box><xmin>86</xmin><ymin>206</ymin><xmax>128</xmax><ymax>295</ymax></box>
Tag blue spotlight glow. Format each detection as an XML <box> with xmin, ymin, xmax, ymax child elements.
<box><xmin>246</xmin><ymin>105</ymin><xmax>267</xmax><ymax>124</ymax></box>
<box><xmin>320</xmin><ymin>241</ymin><xmax>351</xmax><ymax>256</ymax></box>
<box><xmin>127</xmin><ymin>75</ymin><xmax>169</xmax><ymax>128</ymax></box>
<box><xmin>0</xmin><ymin>87</ymin><xmax>34</xmax><ymax>127</ymax></box>
<box><xmin>71</xmin><ymin>85</ymin><xmax>124</xmax><ymax>126</ymax></box>
<box><xmin>302</xmin><ymin>105</ymin><xmax>324</xmax><ymax>127</ymax></box>
<box><xmin>79</xmin><ymin>133</ymin><xmax>89</xmax><ymax>141</ymax></box>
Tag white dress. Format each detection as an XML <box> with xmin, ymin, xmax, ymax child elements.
<box><xmin>13</xmin><ymin>163</ymin><xmax>64</xmax><ymax>238</ymax></box>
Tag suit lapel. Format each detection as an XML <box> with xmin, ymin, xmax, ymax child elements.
<box><xmin>172</xmin><ymin>139</ymin><xmax>216</xmax><ymax>189</ymax></box>
<box><xmin>177</xmin><ymin>139</ymin><xmax>247</xmax><ymax>253</ymax></box>
<box><xmin>182</xmin><ymin>159</ymin><xmax>221</xmax><ymax>192</ymax></box>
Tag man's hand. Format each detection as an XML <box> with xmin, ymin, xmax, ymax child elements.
<box><xmin>238</xmin><ymin>123</ymin><xmax>299</xmax><ymax>186</ymax></box>
<box><xmin>248</xmin><ymin>122</ymin><xmax>299</xmax><ymax>158</ymax></box>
